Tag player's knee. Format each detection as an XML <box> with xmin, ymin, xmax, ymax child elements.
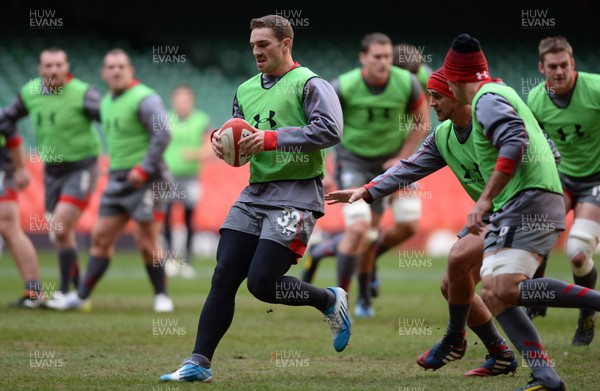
<box><xmin>440</xmin><ymin>275</ymin><xmax>449</xmax><ymax>300</ymax></box>
<box><xmin>0</xmin><ymin>217</ymin><xmax>11</xmax><ymax>234</ymax></box>
<box><xmin>53</xmin><ymin>227</ymin><xmax>73</xmax><ymax>246</ymax></box>
<box><xmin>344</xmin><ymin>220</ymin><xmax>370</xmax><ymax>242</ymax></box>
<box><xmin>246</xmin><ymin>271</ymin><xmax>276</xmax><ymax>303</ymax></box>
<box><xmin>395</xmin><ymin>220</ymin><xmax>418</xmax><ymax>238</ymax></box>
<box><xmin>570</xmin><ymin>251</ymin><xmax>590</xmax><ymax>269</ymax></box>
<box><xmin>566</xmin><ymin>219</ymin><xmax>600</xmax><ymax>274</ymax></box>
<box><xmin>342</xmin><ymin>202</ymin><xmax>371</xmax><ymax>238</ymax></box>
<box><xmin>92</xmin><ymin>231</ymin><xmax>113</xmax><ymax>253</ymax></box>
<box><xmin>447</xmin><ymin>248</ymin><xmax>476</xmax><ymax>283</ymax></box>
<box><xmin>208</xmin><ymin>263</ymin><xmax>237</xmax><ymax>298</ymax></box>
<box><xmin>448</xmin><ymin>241</ymin><xmax>468</xmax><ymax>265</ymax></box>
<box><xmin>446</xmin><ymin>255</ymin><xmax>467</xmax><ymax>279</ymax></box>
<box><xmin>390</xmin><ymin>197</ymin><xmax>421</xmax><ymax>226</ymax></box>
<box><xmin>0</xmin><ymin>206</ymin><xmax>17</xmax><ymax>234</ymax></box>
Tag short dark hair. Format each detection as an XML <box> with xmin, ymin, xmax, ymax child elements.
<box><xmin>250</xmin><ymin>15</ymin><xmax>294</xmax><ymax>44</ymax></box>
<box><xmin>39</xmin><ymin>47</ymin><xmax>68</xmax><ymax>63</ymax></box>
<box><xmin>538</xmin><ymin>36</ymin><xmax>573</xmax><ymax>63</ymax></box>
<box><xmin>360</xmin><ymin>32</ymin><xmax>392</xmax><ymax>53</ymax></box>
<box><xmin>104</xmin><ymin>48</ymin><xmax>132</xmax><ymax>66</ymax></box>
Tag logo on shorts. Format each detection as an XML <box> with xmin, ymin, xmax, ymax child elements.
<box><xmin>277</xmin><ymin>208</ymin><xmax>302</xmax><ymax>236</ymax></box>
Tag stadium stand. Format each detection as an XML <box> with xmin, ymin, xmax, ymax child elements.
<box><xmin>2</xmin><ymin>33</ymin><xmax>595</xmax><ymax>251</ymax></box>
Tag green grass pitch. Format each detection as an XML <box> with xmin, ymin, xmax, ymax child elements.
<box><xmin>1</xmin><ymin>247</ymin><xmax>598</xmax><ymax>390</ymax></box>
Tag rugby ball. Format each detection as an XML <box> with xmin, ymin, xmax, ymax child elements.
<box><xmin>218</xmin><ymin>118</ymin><xmax>255</xmax><ymax>167</ymax></box>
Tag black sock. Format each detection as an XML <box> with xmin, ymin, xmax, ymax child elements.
<box><xmin>574</xmin><ymin>266</ymin><xmax>597</xmax><ymax>318</ymax></box>
<box><xmin>518</xmin><ymin>277</ymin><xmax>600</xmax><ymax>311</ymax></box>
<box><xmin>163</xmin><ymin>203</ymin><xmax>173</xmax><ymax>251</ymax></box>
<box><xmin>184</xmin><ymin>207</ymin><xmax>194</xmax><ymax>263</ymax></box>
<box><xmin>496</xmin><ymin>306</ymin><xmax>562</xmax><ymax>388</ymax></box>
<box><xmin>470</xmin><ymin>319</ymin><xmax>504</xmax><ymax>348</ymax></box>
<box><xmin>146</xmin><ymin>263</ymin><xmax>167</xmax><ymax>295</ymax></box>
<box><xmin>336</xmin><ymin>253</ymin><xmax>357</xmax><ymax>292</ymax></box>
<box><xmin>78</xmin><ymin>256</ymin><xmax>110</xmax><ymax>299</ymax></box>
<box><xmin>70</xmin><ymin>260</ymin><xmax>80</xmax><ymax>291</ymax></box>
<box><xmin>58</xmin><ymin>248</ymin><xmax>78</xmax><ymax>293</ymax></box>
<box><xmin>446</xmin><ymin>303</ymin><xmax>470</xmax><ymax>345</ymax></box>
<box><xmin>357</xmin><ymin>272</ymin><xmax>371</xmax><ymax>306</ymax></box>
<box><xmin>371</xmin><ymin>264</ymin><xmax>378</xmax><ymax>281</ymax></box>
<box><xmin>374</xmin><ymin>241</ymin><xmax>389</xmax><ymax>259</ymax></box>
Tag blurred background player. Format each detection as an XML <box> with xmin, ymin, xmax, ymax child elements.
<box><xmin>0</xmin><ymin>47</ymin><xmax>102</xmax><ymax>301</ymax></box>
<box><xmin>162</xmin><ymin>84</ymin><xmax>212</xmax><ymax>279</ymax></box>
<box><xmin>160</xmin><ymin>14</ymin><xmax>349</xmax><ymax>383</ymax></box>
<box><xmin>0</xmin><ymin>115</ymin><xmax>43</xmax><ymax>308</ymax></box>
<box><xmin>393</xmin><ymin>42</ymin><xmax>433</xmax><ymax>91</ymax></box>
<box><xmin>526</xmin><ymin>35</ymin><xmax>600</xmax><ymax>346</ymax></box>
<box><xmin>325</xmin><ymin>68</ymin><xmax>518</xmax><ymax>377</ymax></box>
<box><xmin>302</xmin><ymin>40</ymin><xmax>434</xmax><ymax>299</ymax></box>
<box><xmin>302</xmin><ymin>32</ymin><xmax>429</xmax><ymax>318</ymax></box>
<box><xmin>369</xmin><ymin>41</ymin><xmax>434</xmax><ymax>295</ymax></box>
<box><xmin>46</xmin><ymin>48</ymin><xmax>174</xmax><ymax>313</ymax></box>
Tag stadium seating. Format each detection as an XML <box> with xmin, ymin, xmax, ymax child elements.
<box><xmin>0</xmin><ymin>33</ymin><xmax>593</xmax><ymax>250</ymax></box>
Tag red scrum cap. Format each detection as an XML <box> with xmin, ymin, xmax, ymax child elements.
<box><xmin>444</xmin><ymin>33</ymin><xmax>491</xmax><ymax>83</ymax></box>
<box><xmin>427</xmin><ymin>67</ymin><xmax>455</xmax><ymax>99</ymax></box>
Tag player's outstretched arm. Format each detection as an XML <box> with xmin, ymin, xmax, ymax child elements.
<box><xmin>325</xmin><ymin>187</ymin><xmax>371</xmax><ymax>205</ymax></box>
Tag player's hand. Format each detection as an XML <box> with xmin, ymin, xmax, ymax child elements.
<box><xmin>127</xmin><ymin>169</ymin><xmax>146</xmax><ymax>188</ymax></box>
<box><xmin>211</xmin><ymin>131</ymin><xmax>224</xmax><ymax>160</ymax></box>
<box><xmin>13</xmin><ymin>168</ymin><xmax>30</xmax><ymax>190</ymax></box>
<box><xmin>466</xmin><ymin>198</ymin><xmax>491</xmax><ymax>235</ymax></box>
<box><xmin>238</xmin><ymin>129</ymin><xmax>265</xmax><ymax>156</ymax></box>
<box><xmin>325</xmin><ymin>187</ymin><xmax>369</xmax><ymax>205</ymax></box>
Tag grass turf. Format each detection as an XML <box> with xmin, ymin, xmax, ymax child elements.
<box><xmin>0</xmin><ymin>248</ymin><xmax>598</xmax><ymax>390</ymax></box>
